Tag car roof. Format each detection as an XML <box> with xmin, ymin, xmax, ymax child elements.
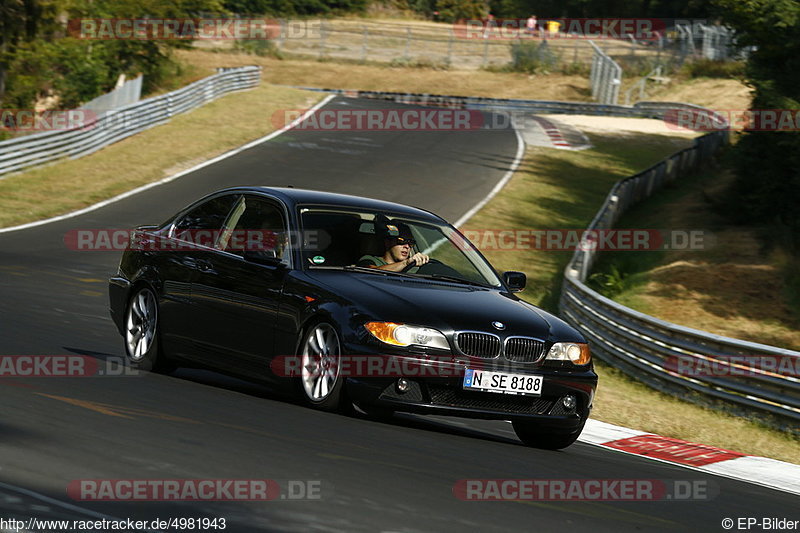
<box><xmin>222</xmin><ymin>186</ymin><xmax>445</xmax><ymax>223</ymax></box>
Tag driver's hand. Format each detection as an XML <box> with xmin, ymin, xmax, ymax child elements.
<box><xmin>407</xmin><ymin>252</ymin><xmax>429</xmax><ymax>267</ymax></box>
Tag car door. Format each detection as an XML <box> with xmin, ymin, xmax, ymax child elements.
<box><xmin>189</xmin><ymin>195</ymin><xmax>290</xmax><ymax>377</ymax></box>
<box><xmin>158</xmin><ymin>193</ymin><xmax>239</xmax><ymax>363</ymax></box>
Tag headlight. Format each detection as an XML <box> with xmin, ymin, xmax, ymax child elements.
<box><xmin>546</xmin><ymin>342</ymin><xmax>591</xmax><ymax>365</ymax></box>
<box><xmin>365</xmin><ymin>322</ymin><xmax>450</xmax><ymax>350</ymax></box>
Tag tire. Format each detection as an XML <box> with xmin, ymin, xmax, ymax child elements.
<box><xmin>512</xmin><ymin>420</ymin><xmax>586</xmax><ymax>450</ymax></box>
<box><xmin>123</xmin><ymin>286</ymin><xmax>172</xmax><ymax>372</ymax></box>
<box><xmin>297</xmin><ymin>321</ymin><xmax>349</xmax><ymax>412</ymax></box>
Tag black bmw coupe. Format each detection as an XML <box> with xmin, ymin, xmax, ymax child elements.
<box><xmin>109</xmin><ymin>187</ymin><xmax>597</xmax><ymax>449</ymax></box>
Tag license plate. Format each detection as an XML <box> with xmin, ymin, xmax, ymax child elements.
<box><xmin>463</xmin><ymin>369</ymin><xmax>543</xmax><ymax>396</ymax></box>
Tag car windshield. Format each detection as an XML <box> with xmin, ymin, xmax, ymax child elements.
<box><xmin>299</xmin><ymin>207</ymin><xmax>502</xmax><ymax>288</ymax></box>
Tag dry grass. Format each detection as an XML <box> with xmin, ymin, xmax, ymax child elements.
<box><xmin>599</xmin><ymin>167</ymin><xmax>800</xmax><ymax>351</ymax></box>
<box><xmin>648</xmin><ymin>77</ymin><xmax>752</xmax><ymax>110</ymax></box>
<box><xmin>176</xmin><ymin>49</ymin><xmax>592</xmax><ymax>101</ymax></box>
<box><xmin>465</xmin><ymin>130</ymin><xmax>696</xmax><ymax>310</ymax></box>
<box><xmin>0</xmin><ymin>84</ymin><xmax>321</xmax><ymax>228</ymax></box>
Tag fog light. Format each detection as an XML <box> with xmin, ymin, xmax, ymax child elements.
<box><xmin>562</xmin><ymin>395</ymin><xmax>576</xmax><ymax>410</ymax></box>
<box><xmin>397</xmin><ymin>379</ymin><xmax>410</xmax><ymax>393</ymax></box>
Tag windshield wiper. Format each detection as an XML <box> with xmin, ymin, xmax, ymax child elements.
<box><xmin>408</xmin><ymin>273</ymin><xmax>493</xmax><ymax>288</ymax></box>
<box><xmin>339</xmin><ymin>265</ymin><xmax>411</xmax><ymax>277</ymax></box>
<box><xmin>317</xmin><ymin>265</ymin><xmax>493</xmax><ymax>287</ymax></box>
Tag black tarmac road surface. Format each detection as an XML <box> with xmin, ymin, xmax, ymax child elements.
<box><xmin>0</xmin><ymin>97</ymin><xmax>796</xmax><ymax>532</ymax></box>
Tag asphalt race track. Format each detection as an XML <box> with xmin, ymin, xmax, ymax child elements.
<box><xmin>0</xmin><ymin>97</ymin><xmax>796</xmax><ymax>532</ymax></box>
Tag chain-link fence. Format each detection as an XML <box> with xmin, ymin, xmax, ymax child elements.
<box><xmin>255</xmin><ymin>19</ymin><xmax>739</xmax><ymax>71</ymax></box>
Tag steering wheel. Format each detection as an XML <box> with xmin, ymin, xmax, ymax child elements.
<box><xmin>401</xmin><ymin>257</ymin><xmax>442</xmax><ymax>273</ymax></box>
<box><xmin>402</xmin><ymin>258</ymin><xmax>464</xmax><ymax>278</ymax></box>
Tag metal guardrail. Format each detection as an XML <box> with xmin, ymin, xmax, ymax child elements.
<box><xmin>559</xmin><ymin>131</ymin><xmax>800</xmax><ymax>431</ymax></box>
<box><xmin>285</xmin><ymin>88</ymin><xmax>800</xmax><ymax>430</ymax></box>
<box><xmin>0</xmin><ymin>66</ymin><xmax>262</xmax><ymax>178</ymax></box>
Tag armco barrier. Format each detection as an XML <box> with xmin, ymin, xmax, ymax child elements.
<box><xmin>288</xmin><ymin>87</ymin><xmax>800</xmax><ymax>430</ymax></box>
<box><xmin>0</xmin><ymin>66</ymin><xmax>261</xmax><ymax>177</ymax></box>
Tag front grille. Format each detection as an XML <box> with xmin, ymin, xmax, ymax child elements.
<box><xmin>455</xmin><ymin>332</ymin><xmax>501</xmax><ymax>358</ymax></box>
<box><xmin>429</xmin><ymin>386</ymin><xmax>553</xmax><ymax>414</ymax></box>
<box><xmin>504</xmin><ymin>337</ymin><xmax>547</xmax><ymax>363</ymax></box>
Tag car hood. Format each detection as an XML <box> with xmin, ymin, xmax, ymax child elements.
<box><xmin>304</xmin><ymin>270</ymin><xmax>578</xmax><ymax>340</ymax></box>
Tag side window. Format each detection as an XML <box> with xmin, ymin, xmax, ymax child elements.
<box><xmin>172</xmin><ymin>195</ymin><xmax>238</xmax><ymax>248</ymax></box>
<box><xmin>220</xmin><ymin>197</ymin><xmax>288</xmax><ymax>262</ymax></box>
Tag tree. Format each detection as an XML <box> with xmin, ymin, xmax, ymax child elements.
<box><xmin>714</xmin><ymin>0</ymin><xmax>800</xmax><ymax>249</ymax></box>
<box><xmin>1</xmin><ymin>0</ymin><xmax>227</xmax><ymax>109</ymax></box>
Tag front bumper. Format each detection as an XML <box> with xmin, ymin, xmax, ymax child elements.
<box><xmin>108</xmin><ymin>276</ymin><xmax>132</xmax><ymax>335</ymax></box>
<box><xmin>342</xmin><ymin>344</ymin><xmax>597</xmax><ymax>428</ymax></box>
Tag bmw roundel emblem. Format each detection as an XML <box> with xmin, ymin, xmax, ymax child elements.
<box><xmin>492</xmin><ymin>321</ymin><xmax>505</xmax><ymax>330</ymax></box>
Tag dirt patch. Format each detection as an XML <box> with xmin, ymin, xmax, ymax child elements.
<box><xmin>648</xmin><ymin>78</ymin><xmax>751</xmax><ymax>110</ymax></box>
<box><xmin>540</xmin><ymin>114</ymin><xmax>699</xmax><ymax>138</ymax></box>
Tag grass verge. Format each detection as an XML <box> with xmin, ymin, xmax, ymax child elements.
<box><xmin>0</xmin><ymin>84</ymin><xmax>321</xmax><ymax>228</ymax></box>
<box><xmin>463</xmin><ymin>131</ymin><xmax>696</xmax><ymax>312</ymax></box>
<box><xmin>463</xmin><ymin>132</ymin><xmax>799</xmax><ymax>464</ymax></box>
<box><xmin>175</xmin><ymin>49</ymin><xmax>592</xmax><ymax>101</ymax></box>
<box><xmin>590</xmin><ymin>163</ymin><xmax>800</xmax><ymax>351</ymax></box>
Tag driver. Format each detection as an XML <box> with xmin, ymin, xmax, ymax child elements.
<box><xmin>357</xmin><ymin>222</ymin><xmax>429</xmax><ymax>272</ymax></box>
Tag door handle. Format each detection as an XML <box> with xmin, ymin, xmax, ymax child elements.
<box><xmin>196</xmin><ymin>259</ymin><xmax>213</xmax><ymax>272</ymax></box>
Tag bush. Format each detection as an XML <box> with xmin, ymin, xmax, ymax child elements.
<box><xmin>508</xmin><ymin>40</ymin><xmax>558</xmax><ymax>74</ymax></box>
<box><xmin>681</xmin><ymin>58</ymin><xmax>745</xmax><ymax>79</ymax></box>
<box><xmin>588</xmin><ymin>263</ymin><xmax>629</xmax><ymax>297</ymax></box>
<box><xmin>3</xmin><ymin>40</ymin><xmax>114</xmax><ymax>109</ymax></box>
<box><xmin>234</xmin><ymin>39</ymin><xmax>283</xmax><ymax>58</ymax></box>
<box><xmin>388</xmin><ymin>56</ymin><xmax>450</xmax><ymax>69</ymax></box>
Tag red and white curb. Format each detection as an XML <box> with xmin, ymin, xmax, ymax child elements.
<box><xmin>579</xmin><ymin>419</ymin><xmax>800</xmax><ymax>496</ymax></box>
<box><xmin>527</xmin><ymin>115</ymin><xmax>592</xmax><ymax>151</ymax></box>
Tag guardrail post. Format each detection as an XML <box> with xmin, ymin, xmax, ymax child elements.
<box><xmin>277</xmin><ymin>19</ymin><xmax>285</xmax><ymax>49</ymax></box>
<box><xmin>319</xmin><ymin>20</ymin><xmax>327</xmax><ymax>59</ymax></box>
<box><xmin>447</xmin><ymin>36</ymin><xmax>454</xmax><ymax>65</ymax></box>
<box><xmin>361</xmin><ymin>26</ymin><xmax>369</xmax><ymax>62</ymax></box>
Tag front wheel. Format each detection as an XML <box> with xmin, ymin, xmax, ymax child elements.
<box><xmin>124</xmin><ymin>286</ymin><xmax>171</xmax><ymax>372</ymax></box>
<box><xmin>298</xmin><ymin>322</ymin><xmax>348</xmax><ymax>412</ymax></box>
<box><xmin>512</xmin><ymin>420</ymin><xmax>586</xmax><ymax>450</ymax></box>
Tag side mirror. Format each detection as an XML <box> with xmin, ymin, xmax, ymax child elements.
<box><xmin>243</xmin><ymin>249</ymin><xmax>284</xmax><ymax>267</ymax></box>
<box><xmin>503</xmin><ymin>271</ymin><xmax>526</xmax><ymax>292</ymax></box>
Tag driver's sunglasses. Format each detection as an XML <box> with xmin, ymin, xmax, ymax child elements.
<box><xmin>393</xmin><ymin>237</ymin><xmax>416</xmax><ymax>246</ymax></box>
